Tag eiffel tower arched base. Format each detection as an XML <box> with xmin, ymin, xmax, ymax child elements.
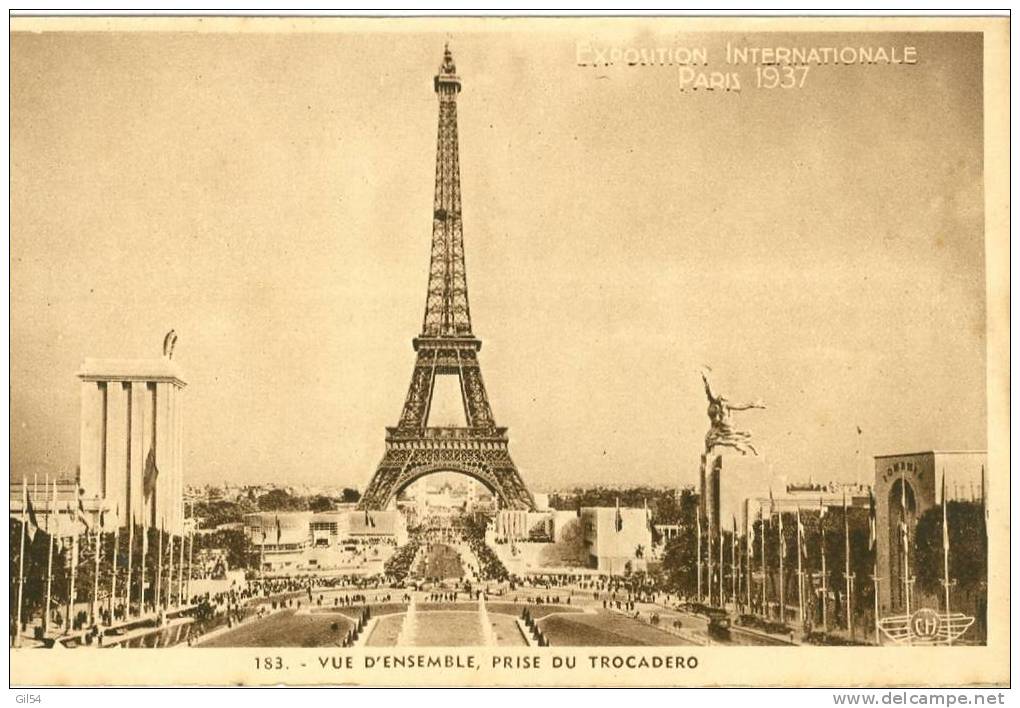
<box><xmin>357</xmin><ymin>427</ymin><xmax>535</xmax><ymax>511</ymax></box>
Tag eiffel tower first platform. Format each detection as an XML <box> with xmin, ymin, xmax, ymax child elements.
<box><xmin>358</xmin><ymin>47</ymin><xmax>536</xmax><ymax>512</ymax></box>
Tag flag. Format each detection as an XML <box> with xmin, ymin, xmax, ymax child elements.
<box><xmin>64</xmin><ymin>500</ymin><xmax>75</xmax><ymax>545</ymax></box>
<box><xmin>143</xmin><ymin>447</ymin><xmax>159</xmax><ymax>500</ymax></box>
<box><xmin>614</xmin><ymin>497</ymin><xmax>623</xmax><ymax>532</ymax></box>
<box><xmin>843</xmin><ymin>488</ymin><xmax>852</xmax><ymax>559</ymax></box>
<box><xmin>941</xmin><ymin>471</ymin><xmax>950</xmax><ymax>554</ymax></box>
<box><xmin>25</xmin><ymin>489</ymin><xmax>41</xmax><ymax>543</ymax></box>
<box><xmin>899</xmin><ymin>475</ymin><xmax>909</xmax><ymax>553</ymax></box>
<box><xmin>797</xmin><ymin>507</ymin><xmax>806</xmax><ymax>560</ymax></box>
<box><xmin>819</xmin><ymin>497</ymin><xmax>828</xmax><ymax>519</ymax></box>
<box><xmin>695</xmin><ymin>505</ymin><xmax>702</xmax><ymax>548</ymax></box>
<box><xmin>868</xmin><ymin>488</ymin><xmax>877</xmax><ymax>552</ymax></box>
<box><xmin>980</xmin><ymin>465</ymin><xmax>987</xmax><ymax>529</ymax></box>
<box><xmin>76</xmin><ymin>490</ymin><xmax>91</xmax><ymax>532</ymax></box>
<box><xmin>778</xmin><ymin>509</ymin><xmax>786</xmax><ymax>559</ymax></box>
<box><xmin>769</xmin><ymin>487</ymin><xmax>776</xmax><ymax>516</ymax></box>
<box><xmin>275</xmin><ymin>515</ymin><xmax>282</xmax><ymax>544</ymax></box>
<box><xmin>747</xmin><ymin>508</ymin><xmax>756</xmax><ymax>551</ymax></box>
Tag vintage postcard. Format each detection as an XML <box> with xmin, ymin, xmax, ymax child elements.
<box><xmin>8</xmin><ymin>15</ymin><xmax>1009</xmax><ymax>687</ymax></box>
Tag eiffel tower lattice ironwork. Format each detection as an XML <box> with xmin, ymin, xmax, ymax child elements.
<box><xmin>358</xmin><ymin>47</ymin><xmax>535</xmax><ymax>511</ymax></box>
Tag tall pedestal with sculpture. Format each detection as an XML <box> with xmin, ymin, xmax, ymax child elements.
<box><xmin>697</xmin><ymin>369</ymin><xmax>766</xmax><ymax>553</ymax></box>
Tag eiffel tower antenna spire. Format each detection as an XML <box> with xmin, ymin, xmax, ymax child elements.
<box><xmin>423</xmin><ymin>42</ymin><xmax>469</xmax><ymax>337</ymax></box>
<box><xmin>358</xmin><ymin>47</ymin><xmax>535</xmax><ymax>512</ymax></box>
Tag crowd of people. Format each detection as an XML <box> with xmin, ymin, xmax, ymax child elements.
<box><xmin>422</xmin><ymin>591</ymin><xmax>464</xmax><ymax>603</ymax></box>
<box><xmin>467</xmin><ymin>536</ymin><xmax>510</xmax><ymax>581</ymax></box>
<box><xmin>382</xmin><ymin>539</ymin><xmax>421</xmax><ymax>582</ymax></box>
<box><xmin>28</xmin><ymin>511</ymin><xmax>724</xmax><ymax>648</ymax></box>
<box><xmin>311</xmin><ymin>592</ymin><xmax>394</xmax><ymax>607</ymax></box>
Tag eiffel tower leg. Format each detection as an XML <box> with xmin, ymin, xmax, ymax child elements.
<box><xmin>485</xmin><ymin>453</ymin><xmax>535</xmax><ymax>511</ymax></box>
<box><xmin>360</xmin><ymin>446</ymin><xmax>533</xmax><ymax>511</ymax></box>
<box><xmin>359</xmin><ymin>448</ymin><xmax>412</xmax><ymax>511</ymax></box>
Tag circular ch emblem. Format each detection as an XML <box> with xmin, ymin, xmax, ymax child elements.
<box><xmin>910</xmin><ymin>608</ymin><xmax>942</xmax><ymax>640</ymax></box>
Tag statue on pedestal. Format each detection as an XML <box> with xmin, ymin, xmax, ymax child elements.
<box><xmin>701</xmin><ymin>369</ymin><xmax>765</xmax><ymax>456</ymax></box>
<box><xmin>162</xmin><ymin>329</ymin><xmax>177</xmax><ymax>360</ymax></box>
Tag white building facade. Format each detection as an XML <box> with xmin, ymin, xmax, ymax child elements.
<box><xmin>78</xmin><ymin>357</ymin><xmax>186</xmax><ymax>534</ymax></box>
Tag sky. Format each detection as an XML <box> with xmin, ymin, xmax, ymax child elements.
<box><xmin>10</xmin><ymin>23</ymin><xmax>987</xmax><ymax>492</ymax></box>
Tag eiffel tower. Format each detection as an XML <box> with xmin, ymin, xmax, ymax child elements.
<box><xmin>358</xmin><ymin>47</ymin><xmax>535</xmax><ymax>511</ymax></box>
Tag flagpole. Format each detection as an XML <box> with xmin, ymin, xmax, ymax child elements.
<box><xmin>109</xmin><ymin>508</ymin><xmax>120</xmax><ymax>625</ymax></box>
<box><xmin>820</xmin><ymin>500</ymin><xmax>828</xmax><ymax>634</ymax></box>
<box><xmin>45</xmin><ymin>477</ymin><xmax>55</xmax><ymax>635</ymax></box>
<box><xmin>796</xmin><ymin>506</ymin><xmax>804</xmax><ymax>626</ymax></box>
<box><xmin>731</xmin><ymin>517</ymin><xmax>738</xmax><ymax>611</ymax></box>
<box><xmin>868</xmin><ymin>488</ymin><xmax>880</xmax><ymax>645</ymax></box>
<box><xmin>941</xmin><ymin>470</ymin><xmax>952</xmax><ymax>646</ymax></box>
<box><xmin>177</xmin><ymin>525</ymin><xmax>186</xmax><ymax>609</ymax></box>
<box><xmin>167</xmin><ymin>531</ymin><xmax>175</xmax><ymax>610</ymax></box>
<box><xmin>15</xmin><ymin>480</ymin><xmax>28</xmax><ymax>647</ymax></box>
<box><xmin>872</xmin><ymin>573</ymin><xmax>880</xmax><ymax>645</ymax></box>
<box><xmin>778</xmin><ymin>510</ymin><xmax>785</xmax><ymax>624</ymax></box>
<box><xmin>844</xmin><ymin>490</ymin><xmax>854</xmax><ymax>640</ymax></box>
<box><xmin>69</xmin><ymin>526</ymin><xmax>79</xmax><ymax>634</ymax></box>
<box><xmin>759</xmin><ymin>508</ymin><xmax>766</xmax><ymax>617</ymax></box>
<box><xmin>980</xmin><ymin>465</ymin><xmax>987</xmax><ymax>636</ymax></box>
<box><xmin>260</xmin><ymin>528</ymin><xmax>266</xmax><ymax>585</ymax></box>
<box><xmin>706</xmin><ymin>517</ymin><xmax>713</xmax><ymax>606</ymax></box>
<box><xmin>32</xmin><ymin>475</ymin><xmax>38</xmax><ymax>630</ymax></box>
<box><xmin>92</xmin><ymin>514</ymin><xmax>101</xmax><ymax>626</ymax></box>
<box><xmin>139</xmin><ymin>518</ymin><xmax>149</xmax><ymax>616</ymax></box>
<box><xmin>125</xmin><ymin>511</ymin><xmax>135</xmax><ymax>617</ymax></box>
<box><xmin>187</xmin><ymin>511</ymin><xmax>194</xmax><ymax>604</ymax></box>
<box><xmin>718</xmin><ymin>520</ymin><xmax>724</xmax><ymax>607</ymax></box>
<box><xmin>156</xmin><ymin>520</ymin><xmax>164</xmax><ymax>611</ymax></box>
<box><xmin>695</xmin><ymin>506</ymin><xmax>702</xmax><ymax>602</ymax></box>
<box><xmin>900</xmin><ymin>473</ymin><xmax>911</xmax><ymax>619</ymax></box>
<box><xmin>745</xmin><ymin>512</ymin><xmax>752</xmax><ymax>609</ymax></box>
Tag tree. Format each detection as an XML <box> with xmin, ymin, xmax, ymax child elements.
<box><xmin>656</xmin><ymin>489</ymin><xmax>700</xmax><ymax>595</ymax></box>
<box><xmin>340</xmin><ymin>488</ymin><xmax>361</xmax><ymax>504</ymax></box>
<box><xmin>761</xmin><ymin>506</ymin><xmax>874</xmax><ymax>627</ymax></box>
<box><xmin>308</xmin><ymin>495</ymin><xmax>335</xmax><ymax>513</ymax></box>
<box><xmin>914</xmin><ymin>501</ymin><xmax>986</xmax><ymax>596</ymax></box>
<box><xmin>660</xmin><ymin>533</ymin><xmax>698</xmax><ymax>596</ymax></box>
<box><xmin>194</xmin><ymin>499</ymin><xmax>254</xmax><ymax>529</ymax></box>
<box><xmin>256</xmin><ymin>489</ymin><xmax>305</xmax><ymax>512</ymax></box>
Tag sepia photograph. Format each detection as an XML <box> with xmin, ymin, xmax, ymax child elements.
<box><xmin>7</xmin><ymin>13</ymin><xmax>1010</xmax><ymax>688</ymax></box>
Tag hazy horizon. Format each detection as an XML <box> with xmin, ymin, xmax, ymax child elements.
<box><xmin>11</xmin><ymin>27</ymin><xmax>986</xmax><ymax>492</ymax></box>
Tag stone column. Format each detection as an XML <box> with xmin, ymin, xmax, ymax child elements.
<box><xmin>174</xmin><ymin>385</ymin><xmax>185</xmax><ymax>533</ymax></box>
<box><xmin>129</xmin><ymin>382</ymin><xmax>148</xmax><ymax>526</ymax></box>
<box><xmin>105</xmin><ymin>382</ymin><xmax>129</xmax><ymax>521</ymax></box>
<box><xmin>155</xmin><ymin>381</ymin><xmax>172</xmax><ymax>529</ymax></box>
<box><xmin>79</xmin><ymin>380</ymin><xmax>104</xmax><ymax>494</ymax></box>
<box><xmin>700</xmin><ymin>451</ymin><xmax>767</xmax><ymax>545</ymax></box>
